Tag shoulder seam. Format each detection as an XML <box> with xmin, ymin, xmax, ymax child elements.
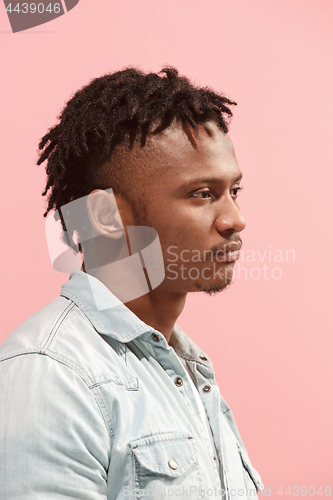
<box><xmin>0</xmin><ymin>299</ymin><xmax>76</xmax><ymax>363</ymax></box>
<box><xmin>0</xmin><ymin>349</ymin><xmax>42</xmax><ymax>363</ymax></box>
<box><xmin>40</xmin><ymin>301</ymin><xmax>76</xmax><ymax>353</ymax></box>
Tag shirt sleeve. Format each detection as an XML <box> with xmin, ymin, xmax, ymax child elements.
<box><xmin>0</xmin><ymin>353</ymin><xmax>111</xmax><ymax>499</ymax></box>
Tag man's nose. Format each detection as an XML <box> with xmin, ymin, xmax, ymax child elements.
<box><xmin>214</xmin><ymin>197</ymin><xmax>246</xmax><ymax>234</ymax></box>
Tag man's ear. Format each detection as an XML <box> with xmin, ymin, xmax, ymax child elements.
<box><xmin>86</xmin><ymin>189</ymin><xmax>125</xmax><ymax>240</ymax></box>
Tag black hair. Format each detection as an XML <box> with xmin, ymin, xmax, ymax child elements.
<box><xmin>38</xmin><ymin>67</ymin><xmax>236</xmax><ymax>251</ymax></box>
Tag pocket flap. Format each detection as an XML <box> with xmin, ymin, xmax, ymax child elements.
<box><xmin>128</xmin><ymin>432</ymin><xmax>196</xmax><ymax>477</ymax></box>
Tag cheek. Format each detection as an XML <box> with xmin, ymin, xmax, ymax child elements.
<box><xmin>178</xmin><ymin>214</ymin><xmax>213</xmax><ymax>236</ymax></box>
<box><xmin>148</xmin><ymin>201</ymin><xmax>214</xmax><ymax>244</ymax></box>
<box><xmin>159</xmin><ymin>221</ymin><xmax>210</xmax><ymax>252</ymax></box>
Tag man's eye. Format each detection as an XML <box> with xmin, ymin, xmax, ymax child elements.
<box><xmin>191</xmin><ymin>190</ymin><xmax>212</xmax><ymax>199</ymax></box>
<box><xmin>231</xmin><ymin>186</ymin><xmax>243</xmax><ymax>198</ymax></box>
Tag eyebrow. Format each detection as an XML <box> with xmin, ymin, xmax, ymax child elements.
<box><xmin>178</xmin><ymin>173</ymin><xmax>243</xmax><ymax>191</ymax></box>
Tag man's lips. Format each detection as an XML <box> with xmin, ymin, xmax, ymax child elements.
<box><xmin>210</xmin><ymin>242</ymin><xmax>242</xmax><ymax>262</ymax></box>
<box><xmin>214</xmin><ymin>249</ymin><xmax>240</xmax><ymax>262</ymax></box>
<box><xmin>215</xmin><ymin>242</ymin><xmax>242</xmax><ymax>253</ymax></box>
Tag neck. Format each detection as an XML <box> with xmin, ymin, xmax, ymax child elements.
<box><xmin>124</xmin><ymin>288</ymin><xmax>187</xmax><ymax>343</ymax></box>
<box><xmin>85</xmin><ymin>266</ymin><xmax>187</xmax><ymax>343</ymax></box>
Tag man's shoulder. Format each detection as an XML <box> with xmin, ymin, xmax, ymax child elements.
<box><xmin>0</xmin><ymin>296</ymin><xmax>72</xmax><ymax>359</ymax></box>
<box><xmin>0</xmin><ymin>294</ymin><xmax>120</xmax><ymax>380</ymax></box>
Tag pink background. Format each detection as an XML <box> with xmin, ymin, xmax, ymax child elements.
<box><xmin>1</xmin><ymin>0</ymin><xmax>332</xmax><ymax>495</ymax></box>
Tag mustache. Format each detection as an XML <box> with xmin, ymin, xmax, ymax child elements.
<box><xmin>204</xmin><ymin>237</ymin><xmax>243</xmax><ymax>261</ymax></box>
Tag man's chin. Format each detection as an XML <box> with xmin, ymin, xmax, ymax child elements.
<box><xmin>193</xmin><ymin>276</ymin><xmax>233</xmax><ymax>296</ymax></box>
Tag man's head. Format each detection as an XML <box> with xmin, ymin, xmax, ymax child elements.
<box><xmin>114</xmin><ymin>121</ymin><xmax>245</xmax><ymax>295</ymax></box>
<box><xmin>39</xmin><ymin>67</ymin><xmax>244</xmax><ymax>295</ymax></box>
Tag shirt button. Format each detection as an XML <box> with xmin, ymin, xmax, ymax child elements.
<box><xmin>151</xmin><ymin>333</ymin><xmax>159</xmax><ymax>342</ymax></box>
<box><xmin>199</xmin><ymin>355</ymin><xmax>208</xmax><ymax>361</ymax></box>
<box><xmin>168</xmin><ymin>459</ymin><xmax>178</xmax><ymax>470</ymax></box>
<box><xmin>174</xmin><ymin>377</ymin><xmax>183</xmax><ymax>387</ymax></box>
<box><xmin>202</xmin><ymin>385</ymin><xmax>211</xmax><ymax>393</ymax></box>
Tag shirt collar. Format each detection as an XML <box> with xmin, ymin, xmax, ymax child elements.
<box><xmin>60</xmin><ymin>270</ymin><xmax>213</xmax><ymax>367</ymax></box>
<box><xmin>60</xmin><ymin>270</ymin><xmax>153</xmax><ymax>342</ymax></box>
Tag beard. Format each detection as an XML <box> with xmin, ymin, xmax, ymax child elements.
<box><xmin>194</xmin><ymin>266</ymin><xmax>234</xmax><ymax>296</ymax></box>
<box><xmin>202</xmin><ymin>281</ymin><xmax>232</xmax><ymax>296</ymax></box>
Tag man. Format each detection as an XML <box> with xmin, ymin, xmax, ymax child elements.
<box><xmin>0</xmin><ymin>67</ymin><xmax>263</xmax><ymax>499</ymax></box>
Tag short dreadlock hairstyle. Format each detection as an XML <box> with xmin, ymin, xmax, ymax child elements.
<box><xmin>38</xmin><ymin>66</ymin><xmax>236</xmax><ymax>252</ymax></box>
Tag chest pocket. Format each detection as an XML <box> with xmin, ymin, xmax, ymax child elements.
<box><xmin>128</xmin><ymin>431</ymin><xmax>202</xmax><ymax>499</ymax></box>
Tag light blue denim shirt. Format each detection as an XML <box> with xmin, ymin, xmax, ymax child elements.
<box><xmin>0</xmin><ymin>270</ymin><xmax>263</xmax><ymax>499</ymax></box>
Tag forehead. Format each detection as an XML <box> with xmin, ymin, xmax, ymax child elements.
<box><xmin>154</xmin><ymin>120</ymin><xmax>234</xmax><ymax>155</ymax></box>
<box><xmin>143</xmin><ymin>121</ymin><xmax>239</xmax><ymax>184</ymax></box>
